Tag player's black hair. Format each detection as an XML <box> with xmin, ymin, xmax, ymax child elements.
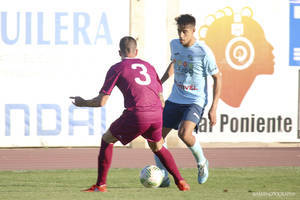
<box><xmin>175</xmin><ymin>14</ymin><xmax>196</xmax><ymax>26</ymax></box>
<box><xmin>119</xmin><ymin>36</ymin><xmax>137</xmax><ymax>56</ymax></box>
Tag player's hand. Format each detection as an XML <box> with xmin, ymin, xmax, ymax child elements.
<box><xmin>70</xmin><ymin>96</ymin><xmax>86</xmax><ymax>107</ymax></box>
<box><xmin>208</xmin><ymin>108</ymin><xmax>217</xmax><ymax>126</ymax></box>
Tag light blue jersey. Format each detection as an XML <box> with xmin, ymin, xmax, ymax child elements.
<box><xmin>168</xmin><ymin>39</ymin><xmax>219</xmax><ymax>107</ymax></box>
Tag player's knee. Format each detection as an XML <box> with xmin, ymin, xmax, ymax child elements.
<box><xmin>178</xmin><ymin>130</ymin><xmax>190</xmax><ymax>142</ymax></box>
<box><xmin>102</xmin><ymin>130</ymin><xmax>118</xmax><ymax>144</ymax></box>
<box><xmin>178</xmin><ymin>123</ymin><xmax>194</xmax><ymax>141</ymax></box>
<box><xmin>148</xmin><ymin>139</ymin><xmax>163</xmax><ymax>152</ymax></box>
<box><xmin>178</xmin><ymin>129</ymin><xmax>185</xmax><ymax>140</ymax></box>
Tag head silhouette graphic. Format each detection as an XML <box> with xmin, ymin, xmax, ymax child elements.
<box><xmin>199</xmin><ymin>7</ymin><xmax>274</xmax><ymax>107</ymax></box>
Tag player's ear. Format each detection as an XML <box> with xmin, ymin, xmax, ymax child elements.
<box><xmin>119</xmin><ymin>50</ymin><xmax>122</xmax><ymax>57</ymax></box>
<box><xmin>135</xmin><ymin>49</ymin><xmax>138</xmax><ymax>57</ymax></box>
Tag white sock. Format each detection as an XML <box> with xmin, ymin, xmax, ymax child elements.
<box><xmin>188</xmin><ymin>138</ymin><xmax>206</xmax><ymax>165</ymax></box>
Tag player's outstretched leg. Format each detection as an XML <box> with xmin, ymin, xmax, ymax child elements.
<box><xmin>154</xmin><ymin>143</ymin><xmax>170</xmax><ymax>187</ymax></box>
<box><xmin>153</xmin><ymin>146</ymin><xmax>190</xmax><ymax>191</ymax></box>
<box><xmin>188</xmin><ymin>136</ymin><xmax>209</xmax><ymax>184</ymax></box>
<box><xmin>83</xmin><ymin>139</ymin><xmax>113</xmax><ymax>192</ymax></box>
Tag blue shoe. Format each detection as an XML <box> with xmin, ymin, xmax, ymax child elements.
<box><xmin>159</xmin><ymin>177</ymin><xmax>170</xmax><ymax>187</ymax></box>
<box><xmin>198</xmin><ymin>160</ymin><xmax>209</xmax><ymax>184</ymax></box>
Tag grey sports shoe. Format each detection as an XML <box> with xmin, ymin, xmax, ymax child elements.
<box><xmin>159</xmin><ymin>176</ymin><xmax>170</xmax><ymax>187</ymax></box>
<box><xmin>198</xmin><ymin>159</ymin><xmax>209</xmax><ymax>184</ymax></box>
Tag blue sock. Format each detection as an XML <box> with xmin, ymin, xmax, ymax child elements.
<box><xmin>154</xmin><ymin>143</ymin><xmax>169</xmax><ymax>179</ymax></box>
<box><xmin>189</xmin><ymin>138</ymin><xmax>206</xmax><ymax>165</ymax></box>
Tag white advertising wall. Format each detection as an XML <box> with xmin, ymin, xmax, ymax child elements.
<box><xmin>141</xmin><ymin>0</ymin><xmax>299</xmax><ymax>144</ymax></box>
<box><xmin>0</xmin><ymin>0</ymin><xmax>299</xmax><ymax>147</ymax></box>
<box><xmin>177</xmin><ymin>0</ymin><xmax>299</xmax><ymax>142</ymax></box>
<box><xmin>0</xmin><ymin>0</ymin><xmax>129</xmax><ymax>147</ymax></box>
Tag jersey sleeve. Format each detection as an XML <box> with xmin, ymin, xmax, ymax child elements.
<box><xmin>99</xmin><ymin>66</ymin><xmax>120</xmax><ymax>95</ymax></box>
<box><xmin>203</xmin><ymin>46</ymin><xmax>219</xmax><ymax>75</ymax></box>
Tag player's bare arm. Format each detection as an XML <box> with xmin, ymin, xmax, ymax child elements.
<box><xmin>70</xmin><ymin>93</ymin><xmax>110</xmax><ymax>107</ymax></box>
<box><xmin>158</xmin><ymin>92</ymin><xmax>165</xmax><ymax>108</ymax></box>
<box><xmin>208</xmin><ymin>71</ymin><xmax>222</xmax><ymax>126</ymax></box>
<box><xmin>160</xmin><ymin>61</ymin><xmax>174</xmax><ymax>84</ymax></box>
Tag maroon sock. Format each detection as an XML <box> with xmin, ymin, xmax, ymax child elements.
<box><xmin>96</xmin><ymin>139</ymin><xmax>113</xmax><ymax>186</ymax></box>
<box><xmin>154</xmin><ymin>146</ymin><xmax>183</xmax><ymax>184</ymax></box>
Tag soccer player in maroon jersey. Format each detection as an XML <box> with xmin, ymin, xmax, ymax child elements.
<box><xmin>70</xmin><ymin>36</ymin><xmax>190</xmax><ymax>192</ymax></box>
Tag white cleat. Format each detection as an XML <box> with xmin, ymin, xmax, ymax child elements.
<box><xmin>198</xmin><ymin>160</ymin><xmax>209</xmax><ymax>184</ymax></box>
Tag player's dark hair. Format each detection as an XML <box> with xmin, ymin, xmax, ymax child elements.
<box><xmin>119</xmin><ymin>36</ymin><xmax>137</xmax><ymax>56</ymax></box>
<box><xmin>175</xmin><ymin>14</ymin><xmax>196</xmax><ymax>26</ymax></box>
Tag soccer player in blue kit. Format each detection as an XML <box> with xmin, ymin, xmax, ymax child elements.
<box><xmin>155</xmin><ymin>14</ymin><xmax>222</xmax><ymax>186</ymax></box>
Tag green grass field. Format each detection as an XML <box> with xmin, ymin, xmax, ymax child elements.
<box><xmin>0</xmin><ymin>167</ymin><xmax>299</xmax><ymax>200</ymax></box>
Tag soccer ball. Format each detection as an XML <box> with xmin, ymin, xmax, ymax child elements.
<box><xmin>140</xmin><ymin>165</ymin><xmax>164</xmax><ymax>188</ymax></box>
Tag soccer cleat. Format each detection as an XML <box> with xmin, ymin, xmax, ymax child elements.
<box><xmin>82</xmin><ymin>184</ymin><xmax>107</xmax><ymax>192</ymax></box>
<box><xmin>198</xmin><ymin>159</ymin><xmax>209</xmax><ymax>184</ymax></box>
<box><xmin>159</xmin><ymin>177</ymin><xmax>170</xmax><ymax>187</ymax></box>
<box><xmin>176</xmin><ymin>180</ymin><xmax>190</xmax><ymax>191</ymax></box>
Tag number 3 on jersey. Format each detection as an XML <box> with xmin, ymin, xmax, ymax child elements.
<box><xmin>131</xmin><ymin>63</ymin><xmax>151</xmax><ymax>85</ymax></box>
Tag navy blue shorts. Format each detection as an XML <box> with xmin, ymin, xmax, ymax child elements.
<box><xmin>163</xmin><ymin>100</ymin><xmax>204</xmax><ymax>132</ymax></box>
